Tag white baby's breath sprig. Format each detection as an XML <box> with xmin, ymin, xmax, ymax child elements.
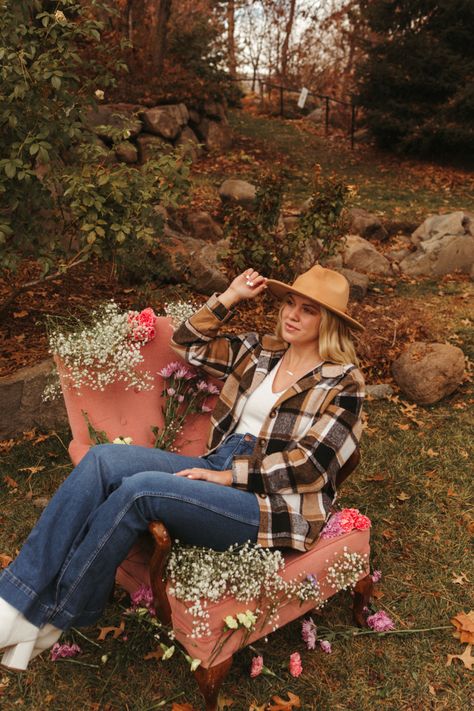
<box><xmin>164</xmin><ymin>300</ymin><xmax>198</xmax><ymax>327</ymax></box>
<box><xmin>45</xmin><ymin>301</ymin><xmax>155</xmax><ymax>397</ymax></box>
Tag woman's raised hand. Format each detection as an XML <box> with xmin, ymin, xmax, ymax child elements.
<box><xmin>219</xmin><ymin>269</ymin><xmax>267</xmax><ymax>308</ymax></box>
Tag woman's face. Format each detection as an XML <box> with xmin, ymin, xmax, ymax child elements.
<box><xmin>280</xmin><ymin>293</ymin><xmax>321</xmax><ymax>347</ymax></box>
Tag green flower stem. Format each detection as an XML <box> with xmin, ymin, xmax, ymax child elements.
<box><xmin>72</xmin><ymin>627</ymin><xmax>102</xmax><ymax>648</ymax></box>
<box><xmin>350</xmin><ymin>624</ymin><xmax>452</xmax><ymax>637</ymax></box>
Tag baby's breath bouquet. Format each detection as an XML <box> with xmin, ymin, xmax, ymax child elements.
<box><xmin>44</xmin><ymin>301</ymin><xmax>157</xmax><ymax>399</ymax></box>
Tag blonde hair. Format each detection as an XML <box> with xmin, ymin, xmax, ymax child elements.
<box><xmin>275</xmin><ymin>303</ymin><xmax>359</xmax><ymax>366</ymax></box>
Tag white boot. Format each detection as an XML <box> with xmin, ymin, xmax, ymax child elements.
<box><xmin>0</xmin><ymin>599</ymin><xmax>39</xmax><ymax>648</ymax></box>
<box><xmin>1</xmin><ymin>625</ymin><xmax>62</xmax><ymax>671</ymax></box>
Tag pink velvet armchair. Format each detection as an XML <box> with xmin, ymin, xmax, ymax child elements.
<box><xmin>59</xmin><ymin>316</ymin><xmax>372</xmax><ymax>711</ymax></box>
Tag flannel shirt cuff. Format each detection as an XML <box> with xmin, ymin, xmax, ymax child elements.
<box><xmin>205</xmin><ymin>294</ymin><xmax>236</xmax><ymax>323</ymax></box>
<box><xmin>232</xmin><ymin>457</ymin><xmax>250</xmax><ymax>488</ymax></box>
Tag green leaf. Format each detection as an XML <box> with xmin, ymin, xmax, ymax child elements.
<box><xmin>29</xmin><ymin>143</ymin><xmax>40</xmax><ymax>156</ymax></box>
<box><xmin>5</xmin><ymin>162</ymin><xmax>16</xmax><ymax>179</ymax></box>
<box><xmin>51</xmin><ymin>76</ymin><xmax>61</xmax><ymax>90</ymax></box>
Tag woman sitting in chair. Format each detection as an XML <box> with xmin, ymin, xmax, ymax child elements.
<box><xmin>0</xmin><ymin>265</ymin><xmax>364</xmax><ymax>670</ymax></box>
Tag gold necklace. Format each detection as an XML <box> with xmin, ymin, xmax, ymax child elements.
<box><xmin>283</xmin><ymin>353</ymin><xmax>321</xmax><ymax>377</ymax></box>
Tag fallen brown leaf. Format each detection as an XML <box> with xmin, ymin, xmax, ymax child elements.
<box><xmin>397</xmin><ymin>491</ymin><xmax>411</xmax><ymax>502</ymax></box>
<box><xmin>446</xmin><ymin>644</ymin><xmax>473</xmax><ymax>670</ymax></box>
<box><xmin>452</xmin><ymin>572</ymin><xmax>469</xmax><ymax>586</ymax></box>
<box><xmin>0</xmin><ymin>554</ymin><xmax>13</xmax><ymax>568</ymax></box>
<box><xmin>382</xmin><ymin>529</ymin><xmax>395</xmax><ymax>540</ymax></box>
<box><xmin>143</xmin><ymin>649</ymin><xmax>164</xmax><ymax>661</ymax></box>
<box><xmin>18</xmin><ymin>465</ymin><xmax>45</xmax><ymax>475</ymax></box>
<box><xmin>451</xmin><ymin>611</ymin><xmax>474</xmax><ymax>644</ymax></box>
<box><xmin>13</xmin><ymin>311</ymin><xmax>28</xmax><ymax>318</ymax></box>
<box><xmin>268</xmin><ymin>692</ymin><xmax>301</xmax><ymax>710</ymax></box>
<box><xmin>97</xmin><ymin>620</ymin><xmax>125</xmax><ymax>641</ymax></box>
<box><xmin>248</xmin><ymin>704</ymin><xmax>266</xmax><ymax>711</ymax></box>
<box><xmin>172</xmin><ymin>704</ymin><xmax>198</xmax><ymax>711</ymax></box>
<box><xmin>365</xmin><ymin>472</ymin><xmax>386</xmax><ymax>482</ymax></box>
<box><xmin>4</xmin><ymin>475</ymin><xmax>18</xmax><ymax>489</ymax></box>
<box><xmin>217</xmin><ymin>696</ymin><xmax>235</xmax><ymax>709</ymax></box>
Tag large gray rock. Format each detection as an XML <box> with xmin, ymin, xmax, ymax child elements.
<box><xmin>136</xmin><ymin>134</ymin><xmax>173</xmax><ymax>164</ymax></box>
<box><xmin>400</xmin><ymin>211</ymin><xmax>474</xmax><ymax>276</ymax></box>
<box><xmin>347</xmin><ymin>208</ymin><xmax>388</xmax><ymax>241</ymax></box>
<box><xmin>141</xmin><ymin>104</ymin><xmax>189</xmax><ymax>140</ymax></box>
<box><xmin>0</xmin><ymin>360</ymin><xmax>67</xmax><ymax>438</ymax></box>
<box><xmin>84</xmin><ymin>103</ymin><xmax>143</xmax><ymax>140</ymax></box>
<box><xmin>342</xmin><ymin>234</ymin><xmax>391</xmax><ymax>275</ymax></box>
<box><xmin>219</xmin><ymin>178</ymin><xmax>256</xmax><ymax>208</ymax></box>
<box><xmin>185</xmin><ymin>211</ymin><xmax>223</xmax><ymax>242</ymax></box>
<box><xmin>161</xmin><ymin>226</ymin><xmax>227</xmax><ymax>295</ymax></box>
<box><xmin>115</xmin><ymin>141</ymin><xmax>138</xmax><ymax>164</ymax></box>
<box><xmin>197</xmin><ymin>118</ymin><xmax>232</xmax><ymax>152</ymax></box>
<box><xmin>339</xmin><ymin>268</ymin><xmax>369</xmax><ymax>301</ymax></box>
<box><xmin>175</xmin><ymin>126</ymin><xmax>202</xmax><ymax>161</ymax></box>
<box><xmin>366</xmin><ymin>383</ymin><xmax>394</xmax><ymax>399</ymax></box>
<box><xmin>392</xmin><ymin>342</ymin><xmax>465</xmax><ymax>405</ymax></box>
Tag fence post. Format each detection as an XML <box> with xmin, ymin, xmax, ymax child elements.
<box><xmin>279</xmin><ymin>85</ymin><xmax>284</xmax><ymax>117</ymax></box>
<box><xmin>325</xmin><ymin>97</ymin><xmax>330</xmax><ymax>135</ymax></box>
<box><xmin>350</xmin><ymin>104</ymin><xmax>356</xmax><ymax>149</ymax></box>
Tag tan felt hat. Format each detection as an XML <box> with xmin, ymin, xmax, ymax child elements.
<box><xmin>266</xmin><ymin>264</ymin><xmax>364</xmax><ymax>331</ymax></box>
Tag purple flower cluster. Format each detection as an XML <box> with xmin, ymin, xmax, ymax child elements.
<box><xmin>366</xmin><ymin>610</ymin><xmax>395</xmax><ymax>632</ymax></box>
<box><xmin>50</xmin><ymin>642</ymin><xmax>81</xmax><ymax>661</ymax></box>
<box><xmin>320</xmin><ymin>508</ymin><xmax>371</xmax><ymax>539</ymax></box>
<box><xmin>130</xmin><ymin>584</ymin><xmax>156</xmax><ymax>616</ymax></box>
<box><xmin>301</xmin><ymin>617</ymin><xmax>317</xmax><ymax>650</ymax></box>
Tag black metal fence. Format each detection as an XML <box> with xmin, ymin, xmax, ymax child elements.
<box><xmin>255</xmin><ymin>79</ymin><xmax>357</xmax><ymax>148</ymax></box>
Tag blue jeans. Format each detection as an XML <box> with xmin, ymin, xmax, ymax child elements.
<box><xmin>0</xmin><ymin>434</ymin><xmax>259</xmax><ymax>630</ymax></box>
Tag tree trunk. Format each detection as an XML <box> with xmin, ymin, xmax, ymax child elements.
<box><xmin>130</xmin><ymin>0</ymin><xmax>172</xmax><ymax>75</ymax></box>
<box><xmin>227</xmin><ymin>0</ymin><xmax>237</xmax><ymax>78</ymax></box>
<box><xmin>280</xmin><ymin>0</ymin><xmax>297</xmax><ymax>84</ymax></box>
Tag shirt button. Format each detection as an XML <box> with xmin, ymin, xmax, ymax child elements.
<box><xmin>269</xmin><ymin>410</ymin><xmax>276</xmax><ymax>418</ymax></box>
<box><xmin>243</xmin><ymin>434</ymin><xmax>252</xmax><ymax>442</ymax></box>
<box><xmin>259</xmin><ymin>439</ymin><xmax>266</xmax><ymax>447</ymax></box>
<box><xmin>259</xmin><ymin>493</ymin><xmax>267</xmax><ymax>499</ymax></box>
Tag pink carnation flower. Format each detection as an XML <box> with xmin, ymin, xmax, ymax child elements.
<box><xmin>301</xmin><ymin>617</ymin><xmax>317</xmax><ymax>650</ymax></box>
<box><xmin>320</xmin><ymin>508</ymin><xmax>372</xmax><ymax>538</ymax></box>
<box><xmin>250</xmin><ymin>655</ymin><xmax>263</xmax><ymax>677</ymax></box>
<box><xmin>366</xmin><ymin>610</ymin><xmax>395</xmax><ymax>632</ymax></box>
<box><xmin>319</xmin><ymin>640</ymin><xmax>332</xmax><ymax>654</ymax></box>
<box><xmin>289</xmin><ymin>652</ymin><xmax>303</xmax><ymax>677</ymax></box>
<box><xmin>128</xmin><ymin>308</ymin><xmax>156</xmax><ymax>342</ymax></box>
<box><xmin>130</xmin><ymin>584</ymin><xmax>155</xmax><ymax>612</ymax></box>
<box><xmin>50</xmin><ymin>642</ymin><xmax>81</xmax><ymax>661</ymax></box>
<box><xmin>371</xmin><ymin>569</ymin><xmax>382</xmax><ymax>583</ymax></box>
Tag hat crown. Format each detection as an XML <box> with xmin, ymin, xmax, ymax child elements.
<box><xmin>290</xmin><ymin>265</ymin><xmax>349</xmax><ymax>312</ymax></box>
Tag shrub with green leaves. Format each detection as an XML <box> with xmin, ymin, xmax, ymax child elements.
<box><xmin>226</xmin><ymin>172</ymin><xmax>349</xmax><ymax>282</ymax></box>
<box><xmin>0</xmin><ymin>0</ymin><xmax>191</xmax><ymax>299</ymax></box>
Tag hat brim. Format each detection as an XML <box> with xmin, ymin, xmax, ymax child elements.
<box><xmin>266</xmin><ymin>279</ymin><xmax>364</xmax><ymax>331</ymax></box>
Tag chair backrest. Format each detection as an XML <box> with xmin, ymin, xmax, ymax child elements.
<box><xmin>335</xmin><ymin>448</ymin><xmax>360</xmax><ymax>488</ymax></box>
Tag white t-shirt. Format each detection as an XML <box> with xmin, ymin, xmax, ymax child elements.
<box><xmin>235</xmin><ymin>363</ymin><xmax>284</xmax><ymax>436</ymax></box>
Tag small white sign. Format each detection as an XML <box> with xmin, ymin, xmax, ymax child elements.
<box><xmin>297</xmin><ymin>87</ymin><xmax>309</xmax><ymax>108</ymax></box>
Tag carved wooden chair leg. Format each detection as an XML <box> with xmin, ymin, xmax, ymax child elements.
<box><xmin>194</xmin><ymin>656</ymin><xmax>233</xmax><ymax>711</ymax></box>
<box><xmin>148</xmin><ymin>521</ymin><xmax>172</xmax><ymax>626</ymax></box>
<box><xmin>352</xmin><ymin>573</ymin><xmax>374</xmax><ymax>627</ymax></box>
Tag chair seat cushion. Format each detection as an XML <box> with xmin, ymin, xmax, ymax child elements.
<box><xmin>116</xmin><ymin>528</ymin><xmax>370</xmax><ymax>667</ymax></box>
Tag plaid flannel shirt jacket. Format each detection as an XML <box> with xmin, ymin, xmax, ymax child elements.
<box><xmin>171</xmin><ymin>294</ymin><xmax>365</xmax><ymax>551</ymax></box>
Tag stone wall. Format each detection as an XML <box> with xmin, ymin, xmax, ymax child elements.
<box><xmin>84</xmin><ymin>100</ymin><xmax>232</xmax><ymax>165</ymax></box>
<box><xmin>0</xmin><ymin>360</ymin><xmax>67</xmax><ymax>439</ymax></box>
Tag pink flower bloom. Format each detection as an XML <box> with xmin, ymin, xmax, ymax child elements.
<box><xmin>177</xmin><ymin>394</ymin><xmax>184</xmax><ymax>403</ymax></box>
<box><xmin>320</xmin><ymin>508</ymin><xmax>372</xmax><ymax>538</ymax></box>
<box><xmin>289</xmin><ymin>652</ymin><xmax>303</xmax><ymax>677</ymax></box>
<box><xmin>201</xmin><ymin>405</ymin><xmax>212</xmax><ymax>413</ymax></box>
<box><xmin>175</xmin><ymin>367</ymin><xmax>192</xmax><ymax>380</ymax></box>
<box><xmin>301</xmin><ymin>617</ymin><xmax>317</xmax><ymax>650</ymax></box>
<box><xmin>366</xmin><ymin>611</ymin><xmax>395</xmax><ymax>632</ymax></box>
<box><xmin>353</xmin><ymin>512</ymin><xmax>371</xmax><ymax>530</ymax></box>
<box><xmin>196</xmin><ymin>380</ymin><xmax>209</xmax><ymax>391</ymax></box>
<box><xmin>206</xmin><ymin>383</ymin><xmax>220</xmax><ymax>395</ymax></box>
<box><xmin>158</xmin><ymin>362</ymin><xmax>182</xmax><ymax>378</ymax></box>
<box><xmin>50</xmin><ymin>642</ymin><xmax>81</xmax><ymax>661</ymax></box>
<box><xmin>130</xmin><ymin>584</ymin><xmax>156</xmax><ymax>616</ymax></box>
<box><xmin>319</xmin><ymin>640</ymin><xmax>332</xmax><ymax>654</ymax></box>
<box><xmin>167</xmin><ymin>387</ymin><xmax>176</xmax><ymax>396</ymax></box>
<box><xmin>371</xmin><ymin>570</ymin><xmax>382</xmax><ymax>583</ymax></box>
<box><xmin>250</xmin><ymin>655</ymin><xmax>263</xmax><ymax>677</ymax></box>
<box><xmin>128</xmin><ymin>308</ymin><xmax>156</xmax><ymax>343</ymax></box>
